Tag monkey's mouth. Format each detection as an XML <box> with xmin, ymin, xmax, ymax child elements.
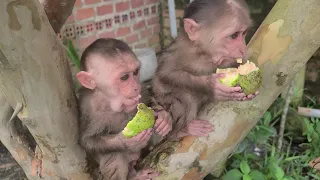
<box><xmin>127</xmin><ymin>94</ymin><xmax>142</xmax><ymax>106</ymax></box>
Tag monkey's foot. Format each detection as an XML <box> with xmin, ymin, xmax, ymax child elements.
<box><xmin>130</xmin><ymin>169</ymin><xmax>160</xmax><ymax>180</ymax></box>
<box><xmin>177</xmin><ymin>120</ymin><xmax>214</xmax><ymax>138</ymax></box>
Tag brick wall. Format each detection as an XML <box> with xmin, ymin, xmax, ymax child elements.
<box><xmin>58</xmin><ymin>0</ymin><xmax>161</xmax><ymax>52</ymax></box>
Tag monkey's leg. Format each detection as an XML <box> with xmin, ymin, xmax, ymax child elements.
<box><xmin>173</xmin><ymin>94</ymin><xmax>214</xmax><ymax>138</ymax></box>
<box><xmin>99</xmin><ymin>152</ymin><xmax>130</xmax><ymax>180</ymax></box>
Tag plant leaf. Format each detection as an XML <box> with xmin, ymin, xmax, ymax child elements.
<box><xmin>263</xmin><ymin>111</ymin><xmax>272</xmax><ymax>125</ymax></box>
<box><xmin>249</xmin><ymin>170</ymin><xmax>266</xmax><ymax>180</ymax></box>
<box><xmin>223</xmin><ymin>169</ymin><xmax>243</xmax><ymax>180</ymax></box>
<box><xmin>240</xmin><ymin>160</ymin><xmax>251</xmax><ymax>174</ymax></box>
<box><xmin>243</xmin><ymin>174</ymin><xmax>252</xmax><ymax>180</ymax></box>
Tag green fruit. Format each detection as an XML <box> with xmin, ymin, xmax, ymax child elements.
<box><xmin>122</xmin><ymin>103</ymin><xmax>155</xmax><ymax>138</ymax></box>
<box><xmin>216</xmin><ymin>60</ymin><xmax>263</xmax><ymax>95</ymax></box>
<box><xmin>238</xmin><ymin>61</ymin><xmax>263</xmax><ymax>95</ymax></box>
<box><xmin>216</xmin><ymin>68</ymin><xmax>239</xmax><ymax>87</ymax></box>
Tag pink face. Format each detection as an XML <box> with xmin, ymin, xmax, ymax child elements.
<box><xmin>78</xmin><ymin>53</ymin><xmax>142</xmax><ymax>113</ymax></box>
<box><xmin>199</xmin><ymin>16</ymin><xmax>251</xmax><ymax>67</ymax></box>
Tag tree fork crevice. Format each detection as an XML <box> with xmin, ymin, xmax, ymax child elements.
<box><xmin>39</xmin><ymin>0</ymin><xmax>76</xmax><ymax>33</ymax></box>
<box><xmin>0</xmin><ymin>94</ymin><xmax>38</xmax><ymax>180</ymax></box>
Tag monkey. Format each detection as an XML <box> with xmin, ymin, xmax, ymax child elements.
<box><xmin>76</xmin><ymin>38</ymin><xmax>171</xmax><ymax>180</ymax></box>
<box><xmin>151</xmin><ymin>0</ymin><xmax>258</xmax><ymax>140</ymax></box>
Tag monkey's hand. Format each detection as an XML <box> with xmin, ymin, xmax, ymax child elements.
<box><xmin>130</xmin><ymin>169</ymin><xmax>160</xmax><ymax>180</ymax></box>
<box><xmin>154</xmin><ymin>110</ymin><xmax>172</xmax><ymax>137</ymax></box>
<box><xmin>211</xmin><ymin>73</ymin><xmax>259</xmax><ymax>101</ymax></box>
<box><xmin>177</xmin><ymin>120</ymin><xmax>214</xmax><ymax>138</ymax></box>
<box><xmin>121</xmin><ymin>128</ymin><xmax>153</xmax><ymax>151</ymax></box>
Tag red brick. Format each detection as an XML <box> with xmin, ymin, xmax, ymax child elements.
<box><xmin>145</xmin><ymin>0</ymin><xmax>158</xmax><ymax>5</ymax></box>
<box><xmin>74</xmin><ymin>0</ymin><xmax>82</xmax><ymax>7</ymax></box>
<box><xmin>116</xmin><ymin>27</ymin><xmax>131</xmax><ymax>36</ymax></box>
<box><xmin>85</xmin><ymin>0</ymin><xmax>100</xmax><ymax>4</ymax></box>
<box><xmin>148</xmin><ymin>17</ymin><xmax>159</xmax><ymax>25</ymax></box>
<box><xmin>79</xmin><ymin>35</ymin><xmax>96</xmax><ymax>49</ymax></box>
<box><xmin>148</xmin><ymin>35</ymin><xmax>159</xmax><ymax>46</ymax></box>
<box><xmin>141</xmin><ymin>28</ymin><xmax>152</xmax><ymax>37</ymax></box>
<box><xmin>131</xmin><ymin>0</ymin><xmax>144</xmax><ymax>8</ymax></box>
<box><xmin>153</xmin><ymin>24</ymin><xmax>160</xmax><ymax>33</ymax></box>
<box><xmin>98</xmin><ymin>31</ymin><xmax>116</xmax><ymax>39</ymax></box>
<box><xmin>116</xmin><ymin>2</ymin><xmax>130</xmax><ymax>12</ymax></box>
<box><xmin>76</xmin><ymin>8</ymin><xmax>95</xmax><ymax>21</ymax></box>
<box><xmin>133</xmin><ymin>20</ymin><xmax>146</xmax><ymax>30</ymax></box>
<box><xmin>134</xmin><ymin>43</ymin><xmax>147</xmax><ymax>49</ymax></box>
<box><xmin>126</xmin><ymin>34</ymin><xmax>139</xmax><ymax>44</ymax></box>
<box><xmin>97</xmin><ymin>4</ymin><xmax>113</xmax><ymax>16</ymax></box>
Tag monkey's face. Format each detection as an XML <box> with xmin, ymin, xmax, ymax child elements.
<box><xmin>77</xmin><ymin>54</ymin><xmax>142</xmax><ymax>112</ymax></box>
<box><xmin>200</xmin><ymin>17</ymin><xmax>250</xmax><ymax>68</ymax></box>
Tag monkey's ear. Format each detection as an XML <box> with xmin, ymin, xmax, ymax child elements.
<box><xmin>183</xmin><ymin>18</ymin><xmax>200</xmax><ymax>41</ymax></box>
<box><xmin>76</xmin><ymin>71</ymin><xmax>96</xmax><ymax>90</ymax></box>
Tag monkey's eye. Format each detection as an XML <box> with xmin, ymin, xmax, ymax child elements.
<box><xmin>120</xmin><ymin>74</ymin><xmax>129</xmax><ymax>81</ymax></box>
<box><xmin>133</xmin><ymin>68</ymin><xmax>140</xmax><ymax>76</ymax></box>
<box><xmin>230</xmin><ymin>32</ymin><xmax>240</xmax><ymax>39</ymax></box>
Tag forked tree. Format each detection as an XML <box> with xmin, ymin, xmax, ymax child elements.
<box><xmin>0</xmin><ymin>0</ymin><xmax>319</xmax><ymax>179</ymax></box>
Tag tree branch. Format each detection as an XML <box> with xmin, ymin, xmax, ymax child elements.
<box><xmin>39</xmin><ymin>0</ymin><xmax>75</xmax><ymax>33</ymax></box>
<box><xmin>137</xmin><ymin>0</ymin><xmax>320</xmax><ymax>179</ymax></box>
<box><xmin>0</xmin><ymin>0</ymin><xmax>90</xmax><ymax>178</ymax></box>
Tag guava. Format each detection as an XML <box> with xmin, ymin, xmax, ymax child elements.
<box><xmin>238</xmin><ymin>60</ymin><xmax>263</xmax><ymax>95</ymax></box>
<box><xmin>216</xmin><ymin>68</ymin><xmax>239</xmax><ymax>87</ymax></box>
<box><xmin>122</xmin><ymin>103</ymin><xmax>155</xmax><ymax>138</ymax></box>
<box><xmin>216</xmin><ymin>60</ymin><xmax>262</xmax><ymax>95</ymax></box>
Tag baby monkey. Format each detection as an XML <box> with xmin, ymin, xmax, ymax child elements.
<box><xmin>76</xmin><ymin>38</ymin><xmax>171</xmax><ymax>180</ymax></box>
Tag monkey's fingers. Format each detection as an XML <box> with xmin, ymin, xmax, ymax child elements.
<box><xmin>157</xmin><ymin>124</ymin><xmax>171</xmax><ymax>137</ymax></box>
<box><xmin>189</xmin><ymin>120</ymin><xmax>213</xmax><ymax>127</ymax></box>
<box><xmin>139</xmin><ymin>128</ymin><xmax>153</xmax><ymax>142</ymax></box>
<box><xmin>133</xmin><ymin>129</ymin><xmax>150</xmax><ymax>141</ymax></box>
<box><xmin>155</xmin><ymin>119</ymin><xmax>167</xmax><ymax>132</ymax></box>
<box><xmin>137</xmin><ymin>169</ymin><xmax>160</xmax><ymax>179</ymax></box>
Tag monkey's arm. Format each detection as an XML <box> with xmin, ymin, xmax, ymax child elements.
<box><xmin>80</xmin><ymin>127</ymin><xmax>127</xmax><ymax>153</ymax></box>
<box><xmin>158</xmin><ymin>69</ymin><xmax>213</xmax><ymax>95</ymax></box>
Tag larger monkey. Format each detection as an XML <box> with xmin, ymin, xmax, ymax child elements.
<box><xmin>152</xmin><ymin>0</ymin><xmax>258</xmax><ymax>140</ymax></box>
<box><xmin>76</xmin><ymin>38</ymin><xmax>171</xmax><ymax>180</ymax></box>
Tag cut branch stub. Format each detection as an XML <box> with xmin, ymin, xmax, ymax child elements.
<box><xmin>137</xmin><ymin>0</ymin><xmax>320</xmax><ymax>179</ymax></box>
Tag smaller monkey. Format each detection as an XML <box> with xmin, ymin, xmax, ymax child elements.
<box><xmin>152</xmin><ymin>0</ymin><xmax>258</xmax><ymax>141</ymax></box>
<box><xmin>76</xmin><ymin>38</ymin><xmax>171</xmax><ymax>180</ymax></box>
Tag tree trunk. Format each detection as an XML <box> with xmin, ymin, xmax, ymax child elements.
<box><xmin>0</xmin><ymin>0</ymin><xmax>90</xmax><ymax>179</ymax></box>
<box><xmin>137</xmin><ymin>0</ymin><xmax>320</xmax><ymax>179</ymax></box>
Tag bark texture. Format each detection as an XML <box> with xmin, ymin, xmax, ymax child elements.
<box><xmin>137</xmin><ymin>0</ymin><xmax>320</xmax><ymax>179</ymax></box>
<box><xmin>0</xmin><ymin>0</ymin><xmax>90</xmax><ymax>179</ymax></box>
<box><xmin>39</xmin><ymin>0</ymin><xmax>75</xmax><ymax>33</ymax></box>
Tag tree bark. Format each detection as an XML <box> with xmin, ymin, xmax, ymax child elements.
<box><xmin>137</xmin><ymin>0</ymin><xmax>320</xmax><ymax>179</ymax></box>
<box><xmin>39</xmin><ymin>0</ymin><xmax>75</xmax><ymax>33</ymax></box>
<box><xmin>0</xmin><ymin>0</ymin><xmax>90</xmax><ymax>179</ymax></box>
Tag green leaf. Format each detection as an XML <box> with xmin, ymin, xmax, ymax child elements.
<box><xmin>316</xmin><ymin>122</ymin><xmax>320</xmax><ymax>134</ymax></box>
<box><xmin>223</xmin><ymin>169</ymin><xmax>243</xmax><ymax>180</ymax></box>
<box><xmin>274</xmin><ymin>166</ymin><xmax>285</xmax><ymax>180</ymax></box>
<box><xmin>240</xmin><ymin>161</ymin><xmax>251</xmax><ymax>174</ymax></box>
<box><xmin>263</xmin><ymin>111</ymin><xmax>272</xmax><ymax>125</ymax></box>
<box><xmin>243</xmin><ymin>174</ymin><xmax>252</xmax><ymax>180</ymax></box>
<box><xmin>66</xmin><ymin>39</ymin><xmax>81</xmax><ymax>70</ymax></box>
<box><xmin>249</xmin><ymin>170</ymin><xmax>266</xmax><ymax>180</ymax></box>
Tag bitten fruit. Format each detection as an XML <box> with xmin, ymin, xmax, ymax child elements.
<box><xmin>216</xmin><ymin>60</ymin><xmax>262</xmax><ymax>95</ymax></box>
<box><xmin>122</xmin><ymin>103</ymin><xmax>155</xmax><ymax>137</ymax></box>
